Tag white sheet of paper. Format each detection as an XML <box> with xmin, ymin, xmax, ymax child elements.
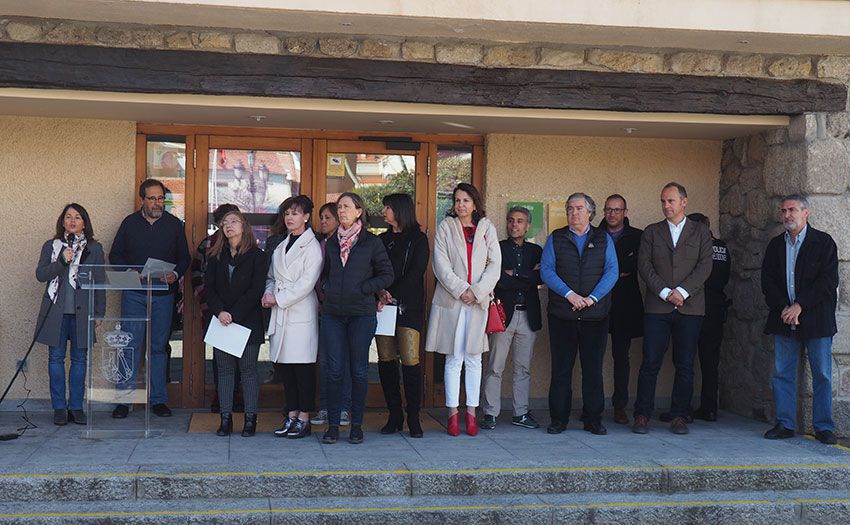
<box><xmin>142</xmin><ymin>258</ymin><xmax>176</xmax><ymax>280</ymax></box>
<box><xmin>204</xmin><ymin>315</ymin><xmax>251</xmax><ymax>358</ymax></box>
<box><xmin>105</xmin><ymin>270</ymin><xmax>142</xmax><ymax>289</ymax></box>
<box><xmin>375</xmin><ymin>305</ymin><xmax>397</xmax><ymax>337</ymax></box>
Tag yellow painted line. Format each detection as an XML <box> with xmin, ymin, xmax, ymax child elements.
<box><xmin>803</xmin><ymin>434</ymin><xmax>850</xmax><ymax>452</ymax></box>
<box><xmin>3</xmin><ymin>462</ymin><xmax>850</xmax><ymax>480</ymax></box>
<box><xmin>4</xmin><ymin>497</ymin><xmax>850</xmax><ymax>519</ymax></box>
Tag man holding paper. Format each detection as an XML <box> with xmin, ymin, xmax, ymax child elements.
<box><xmin>109</xmin><ymin>179</ymin><xmax>190</xmax><ymax>418</ymax></box>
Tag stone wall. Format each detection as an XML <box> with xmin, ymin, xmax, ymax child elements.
<box><xmin>719</xmin><ymin>70</ymin><xmax>850</xmax><ymax>433</ymax></box>
<box><xmin>1</xmin><ymin>16</ymin><xmax>848</xmax><ymax>82</ymax></box>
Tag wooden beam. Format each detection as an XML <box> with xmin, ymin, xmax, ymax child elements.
<box><xmin>0</xmin><ymin>42</ymin><xmax>845</xmax><ymax>115</ymax></box>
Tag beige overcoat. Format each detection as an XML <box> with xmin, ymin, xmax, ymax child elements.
<box><xmin>267</xmin><ymin>228</ymin><xmax>322</xmax><ymax>363</ymax></box>
<box><xmin>425</xmin><ymin>216</ymin><xmax>501</xmax><ymax>355</ymax></box>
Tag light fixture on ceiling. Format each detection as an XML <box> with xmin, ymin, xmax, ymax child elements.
<box><xmin>623</xmin><ymin>127</ymin><xmax>638</xmax><ymax>135</ymax></box>
<box><xmin>443</xmin><ymin>121</ymin><xmax>474</xmax><ymax>129</ymax></box>
<box><xmin>737</xmin><ymin>39</ymin><xmax>750</xmax><ymax>45</ymax></box>
<box><xmin>340</xmin><ymin>21</ymin><xmax>353</xmax><ymax>27</ymax></box>
<box><xmin>250</xmin><ymin>115</ymin><xmax>266</xmax><ymax>122</ymax></box>
<box><xmin>376</xmin><ymin>119</ymin><xmax>395</xmax><ymax>125</ymax></box>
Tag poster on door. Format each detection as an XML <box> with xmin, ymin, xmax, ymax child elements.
<box><xmin>327</xmin><ymin>154</ymin><xmax>345</xmax><ymax>178</ymax></box>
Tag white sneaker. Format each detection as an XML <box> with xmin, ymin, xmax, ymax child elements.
<box><xmin>310</xmin><ymin>409</ymin><xmax>328</xmax><ymax>425</ymax></box>
<box><xmin>340</xmin><ymin>410</ymin><xmax>351</xmax><ymax>426</ymax></box>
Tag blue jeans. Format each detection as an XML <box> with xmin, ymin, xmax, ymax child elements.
<box><xmin>634</xmin><ymin>311</ymin><xmax>703</xmax><ymax>419</ymax></box>
<box><xmin>117</xmin><ymin>291</ymin><xmax>174</xmax><ymax>405</ymax></box>
<box><xmin>321</xmin><ymin>313</ymin><xmax>377</xmax><ymax>426</ymax></box>
<box><xmin>318</xmin><ymin>316</ymin><xmax>351</xmax><ymax>412</ymax></box>
<box><xmin>48</xmin><ymin>314</ymin><xmax>87</xmax><ymax>410</ymax></box>
<box><xmin>772</xmin><ymin>335</ymin><xmax>835</xmax><ymax>432</ymax></box>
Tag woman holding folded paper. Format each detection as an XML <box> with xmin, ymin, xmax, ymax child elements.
<box><xmin>262</xmin><ymin>195</ymin><xmax>323</xmax><ymax>440</ymax></box>
<box><xmin>205</xmin><ymin>209</ymin><xmax>267</xmax><ymax>437</ymax></box>
<box><xmin>376</xmin><ymin>193</ymin><xmax>429</xmax><ymax>438</ymax></box>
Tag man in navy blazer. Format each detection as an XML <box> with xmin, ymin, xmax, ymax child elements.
<box><xmin>761</xmin><ymin>194</ymin><xmax>838</xmax><ymax>445</ymax></box>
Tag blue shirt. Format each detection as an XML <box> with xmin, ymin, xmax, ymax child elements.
<box><xmin>541</xmin><ymin>226</ymin><xmax>619</xmax><ymax>302</ymax></box>
<box><xmin>785</xmin><ymin>225</ymin><xmax>807</xmax><ymax>303</ymax></box>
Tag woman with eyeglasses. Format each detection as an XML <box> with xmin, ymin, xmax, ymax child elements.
<box><xmin>425</xmin><ymin>183</ymin><xmax>501</xmax><ymax>436</ymax></box>
<box><xmin>262</xmin><ymin>195</ymin><xmax>323</xmax><ymax>440</ymax></box>
<box><xmin>35</xmin><ymin>203</ymin><xmax>105</xmax><ymax>426</ymax></box>
<box><xmin>376</xmin><ymin>193</ymin><xmax>429</xmax><ymax>438</ymax></box>
<box><xmin>206</xmin><ymin>209</ymin><xmax>267</xmax><ymax>437</ymax></box>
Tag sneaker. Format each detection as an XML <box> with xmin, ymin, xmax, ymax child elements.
<box><xmin>310</xmin><ymin>409</ymin><xmax>328</xmax><ymax>425</ymax></box>
<box><xmin>511</xmin><ymin>413</ymin><xmax>540</xmax><ymax>429</ymax></box>
<box><xmin>340</xmin><ymin>410</ymin><xmax>351</xmax><ymax>426</ymax></box>
<box><xmin>480</xmin><ymin>415</ymin><xmax>497</xmax><ymax>430</ymax></box>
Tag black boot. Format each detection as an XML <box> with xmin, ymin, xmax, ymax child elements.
<box><xmin>216</xmin><ymin>413</ymin><xmax>233</xmax><ymax>436</ymax></box>
<box><xmin>379</xmin><ymin>361</ymin><xmax>404</xmax><ymax>434</ymax></box>
<box><xmin>402</xmin><ymin>364</ymin><xmax>424</xmax><ymax>438</ymax></box>
<box><xmin>241</xmin><ymin>413</ymin><xmax>257</xmax><ymax>437</ymax></box>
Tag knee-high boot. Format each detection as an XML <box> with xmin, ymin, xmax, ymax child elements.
<box><xmin>379</xmin><ymin>361</ymin><xmax>404</xmax><ymax>434</ymax></box>
<box><xmin>402</xmin><ymin>364</ymin><xmax>423</xmax><ymax>438</ymax></box>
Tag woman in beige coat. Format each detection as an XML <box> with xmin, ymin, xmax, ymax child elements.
<box><xmin>425</xmin><ymin>183</ymin><xmax>501</xmax><ymax>436</ymax></box>
<box><xmin>262</xmin><ymin>195</ymin><xmax>323</xmax><ymax>439</ymax></box>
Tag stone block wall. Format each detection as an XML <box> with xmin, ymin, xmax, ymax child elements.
<box><xmin>720</xmin><ymin>66</ymin><xmax>850</xmax><ymax>434</ymax></box>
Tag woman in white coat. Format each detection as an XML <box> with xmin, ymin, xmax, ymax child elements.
<box><xmin>262</xmin><ymin>195</ymin><xmax>323</xmax><ymax>439</ymax></box>
<box><xmin>425</xmin><ymin>183</ymin><xmax>501</xmax><ymax>436</ymax></box>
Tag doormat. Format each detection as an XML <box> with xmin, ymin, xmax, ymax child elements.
<box><xmin>188</xmin><ymin>410</ymin><xmax>445</xmax><ymax>433</ymax></box>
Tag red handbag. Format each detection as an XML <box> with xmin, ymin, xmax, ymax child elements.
<box><xmin>486</xmin><ymin>298</ymin><xmax>507</xmax><ymax>334</ymax></box>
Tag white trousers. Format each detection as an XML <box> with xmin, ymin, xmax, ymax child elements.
<box><xmin>444</xmin><ymin>305</ymin><xmax>482</xmax><ymax>408</ymax></box>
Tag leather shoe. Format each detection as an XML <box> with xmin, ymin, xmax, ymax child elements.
<box><xmin>241</xmin><ymin>413</ymin><xmax>257</xmax><ymax>437</ymax></box>
<box><xmin>216</xmin><ymin>413</ymin><xmax>232</xmax><ymax>436</ymax></box>
<box><xmin>68</xmin><ymin>410</ymin><xmax>86</xmax><ymax>425</ymax></box>
<box><xmin>583</xmin><ymin>421</ymin><xmax>608</xmax><ymax>435</ymax></box>
<box><xmin>632</xmin><ymin>415</ymin><xmax>649</xmax><ymax>434</ymax></box>
<box><xmin>322</xmin><ymin>425</ymin><xmax>339</xmax><ymax>444</ymax></box>
<box><xmin>152</xmin><ymin>404</ymin><xmax>172</xmax><ymax>417</ymax></box>
<box><xmin>447</xmin><ymin>413</ymin><xmax>460</xmax><ymax>436</ymax></box>
<box><xmin>464</xmin><ymin>411</ymin><xmax>479</xmax><ymax>436</ymax></box>
<box><xmin>287</xmin><ymin>419</ymin><xmax>312</xmax><ymax>439</ymax></box>
<box><xmin>670</xmin><ymin>417</ymin><xmax>689</xmax><ymax>435</ymax></box>
<box><xmin>764</xmin><ymin>423</ymin><xmax>794</xmax><ymax>440</ymax></box>
<box><xmin>53</xmin><ymin>409</ymin><xmax>68</xmax><ymax>426</ymax></box>
<box><xmin>613</xmin><ymin>408</ymin><xmax>629</xmax><ymax>425</ymax></box>
<box><xmin>274</xmin><ymin>417</ymin><xmax>297</xmax><ymax>437</ymax></box>
<box><xmin>547</xmin><ymin>420</ymin><xmax>567</xmax><ymax>434</ymax></box>
<box><xmin>659</xmin><ymin>412</ymin><xmax>693</xmax><ymax>424</ymax></box>
<box><xmin>348</xmin><ymin>424</ymin><xmax>364</xmax><ymax>444</ymax></box>
<box><xmin>815</xmin><ymin>430</ymin><xmax>837</xmax><ymax>445</ymax></box>
<box><xmin>692</xmin><ymin>408</ymin><xmax>717</xmax><ymax>422</ymax></box>
<box><xmin>112</xmin><ymin>404</ymin><xmax>129</xmax><ymax>419</ymax></box>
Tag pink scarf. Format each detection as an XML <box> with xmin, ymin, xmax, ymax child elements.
<box><xmin>337</xmin><ymin>221</ymin><xmax>362</xmax><ymax>267</ymax></box>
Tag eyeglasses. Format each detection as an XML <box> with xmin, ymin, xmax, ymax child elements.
<box><xmin>221</xmin><ymin>220</ymin><xmax>242</xmax><ymax>227</ymax></box>
<box><xmin>603</xmin><ymin>207</ymin><xmax>625</xmax><ymax>213</ymax></box>
<box><xmin>144</xmin><ymin>196</ymin><xmax>166</xmax><ymax>202</ymax></box>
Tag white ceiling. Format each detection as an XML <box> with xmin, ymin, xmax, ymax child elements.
<box><xmin>0</xmin><ymin>89</ymin><xmax>789</xmax><ymax>140</ymax></box>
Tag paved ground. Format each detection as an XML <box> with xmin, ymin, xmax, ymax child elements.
<box><xmin>1</xmin><ymin>408</ymin><xmax>848</xmax><ymax>472</ymax></box>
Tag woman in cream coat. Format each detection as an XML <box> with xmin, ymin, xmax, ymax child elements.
<box><xmin>426</xmin><ymin>183</ymin><xmax>501</xmax><ymax>437</ymax></box>
<box><xmin>262</xmin><ymin>195</ymin><xmax>323</xmax><ymax>439</ymax></box>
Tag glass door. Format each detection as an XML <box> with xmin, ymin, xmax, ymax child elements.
<box><xmin>317</xmin><ymin>140</ymin><xmax>428</xmax><ymax>405</ymax></box>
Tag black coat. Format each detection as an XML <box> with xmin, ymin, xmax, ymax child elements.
<box><xmin>205</xmin><ymin>245</ymin><xmax>268</xmax><ymax>345</ymax></box>
<box><xmin>493</xmin><ymin>239</ymin><xmax>543</xmax><ymax>331</ymax></box>
<box><xmin>761</xmin><ymin>226</ymin><xmax>838</xmax><ymax>340</ymax></box>
<box><xmin>379</xmin><ymin>230</ymin><xmax>429</xmax><ymax>331</ymax></box>
<box><xmin>598</xmin><ymin>218</ymin><xmax>644</xmax><ymax>337</ymax></box>
<box><xmin>322</xmin><ymin>229</ymin><xmax>395</xmax><ymax>317</ymax></box>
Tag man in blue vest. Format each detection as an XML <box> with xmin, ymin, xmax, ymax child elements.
<box><xmin>542</xmin><ymin>193</ymin><xmax>619</xmax><ymax>436</ymax></box>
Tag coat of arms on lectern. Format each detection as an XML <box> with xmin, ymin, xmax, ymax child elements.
<box><xmin>102</xmin><ymin>323</ymin><xmax>134</xmax><ymax>384</ymax></box>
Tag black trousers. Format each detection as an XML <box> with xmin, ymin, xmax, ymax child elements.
<box><xmin>697</xmin><ymin>309</ymin><xmax>726</xmax><ymax>412</ymax></box>
<box><xmin>610</xmin><ymin>329</ymin><xmax>634</xmax><ymax>410</ymax></box>
<box><xmin>548</xmin><ymin>316</ymin><xmax>609</xmax><ymax>424</ymax></box>
<box><xmin>281</xmin><ymin>363</ymin><xmax>317</xmax><ymax>413</ymax></box>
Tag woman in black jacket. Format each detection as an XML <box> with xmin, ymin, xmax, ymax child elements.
<box><xmin>376</xmin><ymin>193</ymin><xmax>429</xmax><ymax>437</ymax></box>
<box><xmin>205</xmin><ymin>209</ymin><xmax>267</xmax><ymax>437</ymax></box>
<box><xmin>35</xmin><ymin>203</ymin><xmax>105</xmax><ymax>426</ymax></box>
<box><xmin>320</xmin><ymin>192</ymin><xmax>394</xmax><ymax>445</ymax></box>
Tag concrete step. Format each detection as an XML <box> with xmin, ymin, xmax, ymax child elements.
<box><xmin>1</xmin><ymin>490</ymin><xmax>850</xmax><ymax>524</ymax></box>
<box><xmin>3</xmin><ymin>460</ymin><xmax>850</xmax><ymax>502</ymax></box>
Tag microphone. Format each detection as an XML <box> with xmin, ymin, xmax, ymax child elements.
<box><xmin>66</xmin><ymin>233</ymin><xmax>75</xmax><ymax>246</ymax></box>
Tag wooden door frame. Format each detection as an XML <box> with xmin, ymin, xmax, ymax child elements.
<box><xmin>136</xmin><ymin>124</ymin><xmax>484</xmax><ymax>409</ymax></box>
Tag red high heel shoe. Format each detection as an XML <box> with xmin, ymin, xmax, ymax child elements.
<box><xmin>447</xmin><ymin>412</ymin><xmax>460</xmax><ymax>436</ymax></box>
<box><xmin>465</xmin><ymin>411</ymin><xmax>479</xmax><ymax>436</ymax></box>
